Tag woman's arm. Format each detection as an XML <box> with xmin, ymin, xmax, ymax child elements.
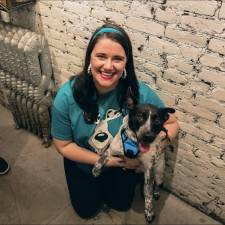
<box><xmin>53</xmin><ymin>138</ymin><xmax>125</xmax><ymax>167</ymax></box>
<box><xmin>158</xmin><ymin>113</ymin><xmax>180</xmax><ymax>150</ymax></box>
<box><xmin>163</xmin><ymin>113</ymin><xmax>180</xmax><ymax>141</ymax></box>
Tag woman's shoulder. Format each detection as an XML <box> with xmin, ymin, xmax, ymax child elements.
<box><xmin>138</xmin><ymin>81</ymin><xmax>165</xmax><ymax>107</ymax></box>
<box><xmin>56</xmin><ymin>76</ymin><xmax>78</xmax><ymax>97</ymax></box>
<box><xmin>53</xmin><ymin>77</ymin><xmax>77</xmax><ymax>107</ymax></box>
<box><xmin>138</xmin><ymin>81</ymin><xmax>155</xmax><ymax>96</ymax></box>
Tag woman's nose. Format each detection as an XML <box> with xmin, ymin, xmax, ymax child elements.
<box><xmin>104</xmin><ymin>59</ymin><xmax>113</xmax><ymax>70</ymax></box>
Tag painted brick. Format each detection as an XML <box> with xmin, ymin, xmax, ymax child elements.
<box><xmin>155</xmin><ymin>7</ymin><xmax>178</xmax><ymax>24</ymax></box>
<box><xmin>144</xmin><ymin>63</ymin><xmax>162</xmax><ymax>77</ymax></box>
<box><xmin>148</xmin><ymin>37</ymin><xmax>180</xmax><ymax>55</ymax></box>
<box><xmin>48</xmin><ymin>38</ymin><xmax>67</xmax><ymax>52</ymax></box>
<box><xmin>158</xmin><ymin>91</ymin><xmax>176</xmax><ymax>106</ymax></box>
<box><xmin>208</xmin><ymin>38</ymin><xmax>225</xmax><ymax>55</ymax></box>
<box><xmin>91</xmin><ymin>8</ymin><xmax>126</xmax><ymax>25</ymax></box>
<box><xmin>176</xmin><ymin>110</ymin><xmax>195</xmax><ymax>125</ymax></box>
<box><xmin>213</xmin><ymin>136</ymin><xmax>225</xmax><ymax>149</ymax></box>
<box><xmin>200</xmin><ymin>52</ymin><xmax>225</xmax><ymax>71</ymax></box>
<box><xmin>41</xmin><ymin>17</ymin><xmax>63</xmax><ymax>31</ymax></box>
<box><xmin>179</xmin><ymin>121</ymin><xmax>212</xmax><ymax>142</ymax></box>
<box><xmin>167</xmin><ymin>56</ymin><xmax>194</xmax><ymax>74</ymax></box>
<box><xmin>129</xmin><ymin>1</ymin><xmax>154</xmax><ymax>19</ymax></box>
<box><xmin>128</xmin><ymin>29</ymin><xmax>147</xmax><ymax>49</ymax></box>
<box><xmin>126</xmin><ymin>17</ymin><xmax>164</xmax><ymax>36</ymax></box>
<box><xmin>136</xmin><ymin>71</ymin><xmax>156</xmax><ymax>89</ymax></box>
<box><xmin>183</xmin><ymin>134</ymin><xmax>220</xmax><ymax>157</ymax></box>
<box><xmin>141</xmin><ymin>48</ymin><xmax>164</xmax><ymax>65</ymax></box>
<box><xmin>198</xmin><ymin>69</ymin><xmax>225</xmax><ymax>89</ymax></box>
<box><xmin>188</xmin><ymin>80</ymin><xmax>210</xmax><ymax>94</ymax></box>
<box><xmin>157</xmin><ymin>78</ymin><xmax>193</xmax><ymax>98</ymax></box>
<box><xmin>61</xmin><ymin>68</ymin><xmax>72</xmax><ymax>80</ymax></box>
<box><xmin>219</xmin><ymin>3</ymin><xmax>225</xmax><ymax>19</ymax></box>
<box><xmin>180</xmin><ymin>16</ymin><xmax>225</xmax><ymax>34</ymax></box>
<box><xmin>37</xmin><ymin>2</ymin><xmax>52</xmax><ymax>17</ymax></box>
<box><xmin>105</xmin><ymin>1</ymin><xmax>131</xmax><ymax>14</ymax></box>
<box><xmin>177</xmin><ymin>99</ymin><xmax>217</xmax><ymax>121</ymax></box>
<box><xmin>197</xmin><ymin>118</ymin><xmax>225</xmax><ymax>140</ymax></box>
<box><xmin>163</xmin><ymin>68</ymin><xmax>188</xmax><ymax>85</ymax></box>
<box><xmin>210</xmin><ymin>88</ymin><xmax>225</xmax><ymax>102</ymax></box>
<box><xmin>63</xmin><ymin>1</ymin><xmax>90</xmax><ymax>17</ymax></box>
<box><xmin>191</xmin><ymin>95</ymin><xmax>225</xmax><ymax>115</ymax></box>
<box><xmin>179</xmin><ymin>45</ymin><xmax>203</xmax><ymax>61</ymax></box>
<box><xmin>165</xmin><ymin>27</ymin><xmax>208</xmax><ymax>47</ymax></box>
<box><xmin>166</xmin><ymin>0</ymin><xmax>218</xmax><ymax>16</ymax></box>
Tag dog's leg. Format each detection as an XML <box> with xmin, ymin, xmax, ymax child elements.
<box><xmin>144</xmin><ymin>163</ymin><xmax>155</xmax><ymax>223</ymax></box>
<box><xmin>153</xmin><ymin>150</ymin><xmax>165</xmax><ymax>200</ymax></box>
<box><xmin>92</xmin><ymin>150</ymin><xmax>109</xmax><ymax>177</ymax></box>
<box><xmin>150</xmin><ymin>137</ymin><xmax>165</xmax><ymax>200</ymax></box>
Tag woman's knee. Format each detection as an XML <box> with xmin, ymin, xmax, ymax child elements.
<box><xmin>70</xmin><ymin>200</ymin><xmax>102</xmax><ymax>219</ymax></box>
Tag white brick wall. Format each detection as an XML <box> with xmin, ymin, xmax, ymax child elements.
<box><xmin>10</xmin><ymin>0</ymin><xmax>225</xmax><ymax>223</ymax></box>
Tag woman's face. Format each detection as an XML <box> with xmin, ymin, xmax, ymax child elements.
<box><xmin>90</xmin><ymin>37</ymin><xmax>127</xmax><ymax>94</ymax></box>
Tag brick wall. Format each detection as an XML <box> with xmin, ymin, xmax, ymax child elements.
<box><xmin>9</xmin><ymin>0</ymin><xmax>225</xmax><ymax>223</ymax></box>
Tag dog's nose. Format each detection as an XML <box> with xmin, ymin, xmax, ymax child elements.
<box><xmin>142</xmin><ymin>132</ymin><xmax>156</xmax><ymax>143</ymax></box>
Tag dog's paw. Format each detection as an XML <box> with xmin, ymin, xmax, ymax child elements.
<box><xmin>145</xmin><ymin>210</ymin><xmax>155</xmax><ymax>224</ymax></box>
<box><xmin>92</xmin><ymin>167</ymin><xmax>100</xmax><ymax>177</ymax></box>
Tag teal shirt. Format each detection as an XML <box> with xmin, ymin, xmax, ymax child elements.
<box><xmin>51</xmin><ymin>79</ymin><xmax>164</xmax><ymax>174</ymax></box>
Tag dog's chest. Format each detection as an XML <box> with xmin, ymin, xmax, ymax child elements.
<box><xmin>138</xmin><ymin>150</ymin><xmax>155</xmax><ymax>171</ymax></box>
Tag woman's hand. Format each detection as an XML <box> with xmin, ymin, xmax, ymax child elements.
<box><xmin>106</xmin><ymin>156</ymin><xmax>141</xmax><ymax>170</ymax></box>
<box><xmin>121</xmin><ymin>156</ymin><xmax>141</xmax><ymax>170</ymax></box>
<box><xmin>106</xmin><ymin>156</ymin><xmax>126</xmax><ymax>167</ymax></box>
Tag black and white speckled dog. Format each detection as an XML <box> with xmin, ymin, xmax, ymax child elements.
<box><xmin>92</xmin><ymin>103</ymin><xmax>175</xmax><ymax>223</ymax></box>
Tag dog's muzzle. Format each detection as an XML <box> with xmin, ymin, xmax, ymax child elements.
<box><xmin>140</xmin><ymin>132</ymin><xmax>157</xmax><ymax>144</ymax></box>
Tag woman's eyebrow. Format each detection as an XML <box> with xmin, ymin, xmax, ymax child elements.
<box><xmin>95</xmin><ymin>53</ymin><xmax>126</xmax><ymax>59</ymax></box>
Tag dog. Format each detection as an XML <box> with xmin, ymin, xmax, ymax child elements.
<box><xmin>92</xmin><ymin>103</ymin><xmax>175</xmax><ymax>223</ymax></box>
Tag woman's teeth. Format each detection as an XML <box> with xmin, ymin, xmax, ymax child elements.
<box><xmin>101</xmin><ymin>72</ymin><xmax>113</xmax><ymax>76</ymax></box>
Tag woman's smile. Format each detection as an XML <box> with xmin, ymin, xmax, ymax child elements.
<box><xmin>99</xmin><ymin>70</ymin><xmax>115</xmax><ymax>79</ymax></box>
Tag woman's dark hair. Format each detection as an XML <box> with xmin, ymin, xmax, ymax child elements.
<box><xmin>72</xmin><ymin>23</ymin><xmax>139</xmax><ymax>123</ymax></box>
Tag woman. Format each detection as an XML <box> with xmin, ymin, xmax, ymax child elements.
<box><xmin>51</xmin><ymin>23</ymin><xmax>179</xmax><ymax>219</ymax></box>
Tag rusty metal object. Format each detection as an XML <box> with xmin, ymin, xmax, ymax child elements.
<box><xmin>0</xmin><ymin>22</ymin><xmax>56</xmax><ymax>147</ymax></box>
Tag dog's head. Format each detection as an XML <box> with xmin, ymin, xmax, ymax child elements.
<box><xmin>128</xmin><ymin>104</ymin><xmax>175</xmax><ymax>153</ymax></box>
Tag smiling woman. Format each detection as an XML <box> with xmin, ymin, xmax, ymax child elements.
<box><xmin>51</xmin><ymin>22</ymin><xmax>179</xmax><ymax>220</ymax></box>
<box><xmin>90</xmin><ymin>38</ymin><xmax>127</xmax><ymax>94</ymax></box>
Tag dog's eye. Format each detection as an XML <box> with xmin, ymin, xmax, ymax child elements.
<box><xmin>137</xmin><ymin>113</ymin><xmax>144</xmax><ymax>122</ymax></box>
<box><xmin>152</xmin><ymin>114</ymin><xmax>160</xmax><ymax>124</ymax></box>
<box><xmin>142</xmin><ymin>111</ymin><xmax>148</xmax><ymax>120</ymax></box>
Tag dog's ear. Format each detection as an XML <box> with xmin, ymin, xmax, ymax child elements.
<box><xmin>159</xmin><ymin>107</ymin><xmax>175</xmax><ymax>123</ymax></box>
<box><xmin>164</xmin><ymin>107</ymin><xmax>175</xmax><ymax>114</ymax></box>
<box><xmin>126</xmin><ymin>86</ymin><xmax>135</xmax><ymax>110</ymax></box>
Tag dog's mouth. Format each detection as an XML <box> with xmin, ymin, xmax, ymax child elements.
<box><xmin>139</xmin><ymin>142</ymin><xmax>150</xmax><ymax>153</ymax></box>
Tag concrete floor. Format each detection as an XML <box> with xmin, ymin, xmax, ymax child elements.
<box><xmin>0</xmin><ymin>104</ymin><xmax>222</xmax><ymax>225</ymax></box>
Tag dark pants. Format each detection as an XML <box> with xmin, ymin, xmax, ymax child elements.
<box><xmin>64</xmin><ymin>158</ymin><xmax>139</xmax><ymax>219</ymax></box>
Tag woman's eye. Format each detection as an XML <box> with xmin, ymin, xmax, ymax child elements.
<box><xmin>114</xmin><ymin>57</ymin><xmax>123</xmax><ymax>61</ymax></box>
<box><xmin>96</xmin><ymin>54</ymin><xmax>106</xmax><ymax>59</ymax></box>
<box><xmin>114</xmin><ymin>57</ymin><xmax>123</xmax><ymax>62</ymax></box>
